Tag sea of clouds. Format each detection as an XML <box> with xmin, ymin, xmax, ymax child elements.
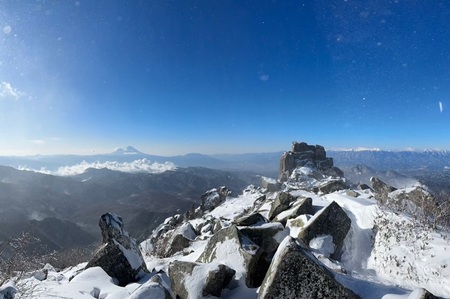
<box><xmin>18</xmin><ymin>158</ymin><xmax>177</xmax><ymax>176</ymax></box>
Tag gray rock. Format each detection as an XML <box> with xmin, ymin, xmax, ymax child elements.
<box><xmin>298</xmin><ymin>201</ymin><xmax>351</xmax><ymax>260</ymax></box>
<box><xmin>258</xmin><ymin>237</ymin><xmax>360</xmax><ymax>299</ymax></box>
<box><xmin>358</xmin><ymin>183</ymin><xmax>372</xmax><ymax>191</ymax></box>
<box><xmin>162</xmin><ymin>222</ymin><xmax>196</xmax><ymax>257</ymax></box>
<box><xmin>319</xmin><ymin>179</ymin><xmax>348</xmax><ymax>194</ymax></box>
<box><xmin>197</xmin><ymin>225</ymin><xmax>262</xmax><ymax>287</ymax></box>
<box><xmin>85</xmin><ymin>213</ymin><xmax>148</xmax><ymax>286</ymax></box>
<box><xmin>268</xmin><ymin>192</ymin><xmax>296</xmax><ymax>220</ymax></box>
<box><xmin>201</xmin><ymin>186</ymin><xmax>230</xmax><ymax>212</ymax></box>
<box><xmin>0</xmin><ymin>284</ymin><xmax>16</xmax><ymax>299</ymax></box>
<box><xmin>272</xmin><ymin>197</ymin><xmax>313</xmax><ymax>226</ymax></box>
<box><xmin>370</xmin><ymin>177</ymin><xmax>397</xmax><ymax>197</ymax></box>
<box><xmin>234</xmin><ymin>213</ymin><xmax>269</xmax><ymax>226</ymax></box>
<box><xmin>169</xmin><ymin>261</ymin><xmax>235</xmax><ymax>299</ymax></box>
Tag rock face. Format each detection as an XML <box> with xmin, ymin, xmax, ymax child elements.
<box><xmin>279</xmin><ymin>142</ymin><xmax>342</xmax><ymax>182</ymax></box>
<box><xmin>85</xmin><ymin>213</ymin><xmax>148</xmax><ymax>286</ymax></box>
<box><xmin>258</xmin><ymin>237</ymin><xmax>360</xmax><ymax>299</ymax></box>
<box><xmin>169</xmin><ymin>261</ymin><xmax>235</xmax><ymax>299</ymax></box>
<box><xmin>298</xmin><ymin>201</ymin><xmax>351</xmax><ymax>260</ymax></box>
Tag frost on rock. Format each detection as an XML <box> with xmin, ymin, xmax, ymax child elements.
<box><xmin>85</xmin><ymin>212</ymin><xmax>149</xmax><ymax>286</ymax></box>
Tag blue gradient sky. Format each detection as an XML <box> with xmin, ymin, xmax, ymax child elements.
<box><xmin>1</xmin><ymin>1</ymin><xmax>449</xmax><ymax>155</ymax></box>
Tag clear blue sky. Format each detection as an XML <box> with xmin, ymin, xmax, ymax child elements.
<box><xmin>1</xmin><ymin>1</ymin><xmax>449</xmax><ymax>155</ymax></box>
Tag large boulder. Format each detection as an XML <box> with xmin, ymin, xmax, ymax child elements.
<box><xmin>238</xmin><ymin>222</ymin><xmax>289</xmax><ymax>286</ymax></box>
<box><xmin>268</xmin><ymin>192</ymin><xmax>296</xmax><ymax>220</ymax></box>
<box><xmin>319</xmin><ymin>179</ymin><xmax>348</xmax><ymax>194</ymax></box>
<box><xmin>197</xmin><ymin>225</ymin><xmax>262</xmax><ymax>287</ymax></box>
<box><xmin>272</xmin><ymin>197</ymin><xmax>313</xmax><ymax>226</ymax></box>
<box><xmin>298</xmin><ymin>201</ymin><xmax>351</xmax><ymax>260</ymax></box>
<box><xmin>125</xmin><ymin>274</ymin><xmax>172</xmax><ymax>299</ymax></box>
<box><xmin>161</xmin><ymin>222</ymin><xmax>197</xmax><ymax>257</ymax></box>
<box><xmin>234</xmin><ymin>212</ymin><xmax>269</xmax><ymax>227</ymax></box>
<box><xmin>85</xmin><ymin>213</ymin><xmax>148</xmax><ymax>286</ymax></box>
<box><xmin>258</xmin><ymin>237</ymin><xmax>359</xmax><ymax>299</ymax></box>
<box><xmin>169</xmin><ymin>261</ymin><xmax>235</xmax><ymax>299</ymax></box>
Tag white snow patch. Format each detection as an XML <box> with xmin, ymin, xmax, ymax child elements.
<box><xmin>309</xmin><ymin>235</ymin><xmax>335</xmax><ymax>258</ymax></box>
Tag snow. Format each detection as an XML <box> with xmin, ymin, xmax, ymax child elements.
<box><xmin>9</xmin><ymin>179</ymin><xmax>450</xmax><ymax>299</ymax></box>
<box><xmin>309</xmin><ymin>235</ymin><xmax>335</xmax><ymax>258</ymax></box>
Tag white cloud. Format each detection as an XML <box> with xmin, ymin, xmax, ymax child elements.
<box><xmin>19</xmin><ymin>159</ymin><xmax>177</xmax><ymax>176</ymax></box>
<box><xmin>0</xmin><ymin>82</ymin><xmax>26</xmax><ymax>100</ymax></box>
<box><xmin>439</xmin><ymin>101</ymin><xmax>444</xmax><ymax>113</ymax></box>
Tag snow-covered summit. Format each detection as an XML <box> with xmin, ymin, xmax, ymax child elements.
<box><xmin>112</xmin><ymin>146</ymin><xmax>143</xmax><ymax>155</ymax></box>
<box><xmin>4</xmin><ymin>142</ymin><xmax>450</xmax><ymax>299</ymax></box>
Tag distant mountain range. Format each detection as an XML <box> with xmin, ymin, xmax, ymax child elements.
<box><xmin>1</xmin><ymin>146</ymin><xmax>449</xmax><ymax>177</ymax></box>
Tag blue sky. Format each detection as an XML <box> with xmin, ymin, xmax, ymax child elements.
<box><xmin>0</xmin><ymin>1</ymin><xmax>449</xmax><ymax>155</ymax></box>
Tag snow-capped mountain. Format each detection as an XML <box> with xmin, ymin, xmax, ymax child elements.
<box><xmin>3</xmin><ymin>142</ymin><xmax>448</xmax><ymax>298</ymax></box>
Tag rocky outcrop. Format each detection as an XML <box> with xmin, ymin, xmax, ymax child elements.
<box><xmin>85</xmin><ymin>213</ymin><xmax>148</xmax><ymax>286</ymax></box>
<box><xmin>370</xmin><ymin>177</ymin><xmax>397</xmax><ymax>199</ymax></box>
<box><xmin>258</xmin><ymin>237</ymin><xmax>360</xmax><ymax>299</ymax></box>
<box><xmin>298</xmin><ymin>201</ymin><xmax>351</xmax><ymax>260</ymax></box>
<box><xmin>197</xmin><ymin>225</ymin><xmax>263</xmax><ymax>287</ymax></box>
<box><xmin>201</xmin><ymin>186</ymin><xmax>230</xmax><ymax>212</ymax></box>
<box><xmin>169</xmin><ymin>261</ymin><xmax>235</xmax><ymax>299</ymax></box>
<box><xmin>279</xmin><ymin>142</ymin><xmax>342</xmax><ymax>182</ymax></box>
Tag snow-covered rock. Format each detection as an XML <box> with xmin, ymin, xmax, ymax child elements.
<box><xmin>258</xmin><ymin>236</ymin><xmax>359</xmax><ymax>299</ymax></box>
<box><xmin>299</xmin><ymin>201</ymin><xmax>351</xmax><ymax>260</ymax></box>
<box><xmin>197</xmin><ymin>225</ymin><xmax>262</xmax><ymax>287</ymax></box>
<box><xmin>85</xmin><ymin>213</ymin><xmax>148</xmax><ymax>286</ymax></box>
<box><xmin>169</xmin><ymin>261</ymin><xmax>235</xmax><ymax>299</ymax></box>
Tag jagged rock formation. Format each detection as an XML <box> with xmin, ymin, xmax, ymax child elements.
<box><xmin>169</xmin><ymin>261</ymin><xmax>235</xmax><ymax>299</ymax></box>
<box><xmin>258</xmin><ymin>237</ymin><xmax>360</xmax><ymax>299</ymax></box>
<box><xmin>279</xmin><ymin>141</ymin><xmax>343</xmax><ymax>182</ymax></box>
<box><xmin>85</xmin><ymin>213</ymin><xmax>148</xmax><ymax>286</ymax></box>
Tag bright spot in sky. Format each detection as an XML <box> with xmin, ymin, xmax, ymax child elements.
<box><xmin>3</xmin><ymin>25</ymin><xmax>11</xmax><ymax>34</ymax></box>
<box><xmin>439</xmin><ymin>101</ymin><xmax>444</xmax><ymax>113</ymax></box>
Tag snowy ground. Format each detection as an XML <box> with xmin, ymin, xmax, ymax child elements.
<box><xmin>4</xmin><ymin>184</ymin><xmax>450</xmax><ymax>298</ymax></box>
